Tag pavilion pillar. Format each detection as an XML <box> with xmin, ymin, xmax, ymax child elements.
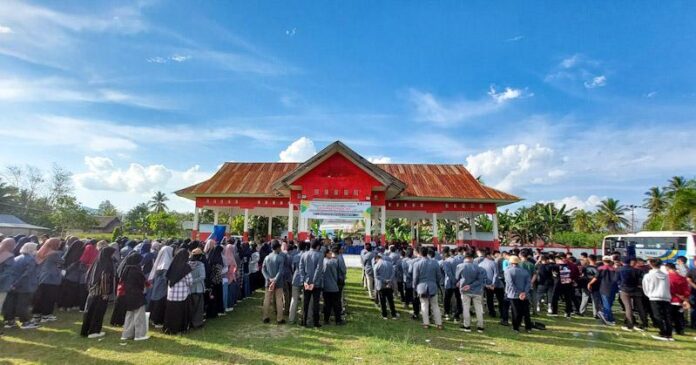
<box><xmin>380</xmin><ymin>206</ymin><xmax>386</xmax><ymax>245</ymax></box>
<box><xmin>456</xmin><ymin>216</ymin><xmax>464</xmax><ymax>247</ymax></box>
<box><xmin>410</xmin><ymin>219</ymin><xmax>416</xmax><ymax>248</ymax></box>
<box><xmin>243</xmin><ymin>208</ymin><xmax>249</xmax><ymax>242</ymax></box>
<box><xmin>492</xmin><ymin>212</ymin><xmax>500</xmax><ymax>250</ymax></box>
<box><xmin>432</xmin><ymin>212</ymin><xmax>439</xmax><ymax>249</ymax></box>
<box><xmin>267</xmin><ymin>215</ymin><xmax>273</xmax><ymax>242</ymax></box>
<box><xmin>192</xmin><ymin>206</ymin><xmax>200</xmax><ymax>240</ymax></box>
<box><xmin>470</xmin><ymin>214</ymin><xmax>477</xmax><ymax>246</ymax></box>
<box><xmin>298</xmin><ymin>208</ymin><xmax>308</xmax><ymax>241</ymax></box>
<box><xmin>287</xmin><ymin>203</ymin><xmax>294</xmax><ymax>241</ymax></box>
<box><xmin>213</xmin><ymin>209</ymin><xmax>219</xmax><ymax>225</ymax></box>
<box><xmin>364</xmin><ymin>210</ymin><xmax>372</xmax><ymax>244</ymax></box>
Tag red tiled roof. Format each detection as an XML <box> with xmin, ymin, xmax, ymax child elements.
<box><xmin>176</xmin><ymin>162</ymin><xmax>520</xmax><ymax>204</ymax></box>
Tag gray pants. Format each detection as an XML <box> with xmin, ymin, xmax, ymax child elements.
<box><xmin>0</xmin><ymin>292</ymin><xmax>6</xmax><ymax>316</ymax></box>
<box><xmin>580</xmin><ymin>288</ymin><xmax>596</xmax><ymax>316</ymax></box>
<box><xmin>420</xmin><ymin>294</ymin><xmax>442</xmax><ymax>326</ymax></box>
<box><xmin>122</xmin><ymin>305</ymin><xmax>147</xmax><ymax>340</ymax></box>
<box><xmin>288</xmin><ymin>286</ymin><xmax>302</xmax><ymax>323</ymax></box>
<box><xmin>462</xmin><ymin>293</ymin><xmax>484</xmax><ymax>328</ymax></box>
<box><xmin>366</xmin><ymin>275</ymin><xmax>375</xmax><ymax>300</ymax></box>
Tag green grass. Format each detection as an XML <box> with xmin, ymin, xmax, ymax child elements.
<box><xmin>2</xmin><ymin>269</ymin><xmax>696</xmax><ymax>364</ymax></box>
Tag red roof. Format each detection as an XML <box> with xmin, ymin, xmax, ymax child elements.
<box><xmin>175</xmin><ymin>141</ymin><xmax>520</xmax><ymax>204</ymax></box>
<box><xmin>177</xmin><ymin>162</ymin><xmax>519</xmax><ymax>203</ymax></box>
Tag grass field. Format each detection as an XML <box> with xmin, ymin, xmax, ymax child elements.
<box><xmin>2</xmin><ymin>268</ymin><xmax>696</xmax><ymax>365</ymax></box>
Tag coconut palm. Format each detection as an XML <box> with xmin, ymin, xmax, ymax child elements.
<box><xmin>643</xmin><ymin>186</ymin><xmax>667</xmax><ymax>220</ymax></box>
<box><xmin>595</xmin><ymin>198</ymin><xmax>629</xmax><ymax>233</ymax></box>
<box><xmin>665</xmin><ymin>176</ymin><xmax>688</xmax><ymax>201</ymax></box>
<box><xmin>571</xmin><ymin>209</ymin><xmax>596</xmax><ymax>233</ymax></box>
<box><xmin>0</xmin><ymin>179</ymin><xmax>17</xmax><ymax>209</ymax></box>
<box><xmin>665</xmin><ymin>183</ymin><xmax>696</xmax><ymax>230</ymax></box>
<box><xmin>148</xmin><ymin>191</ymin><xmax>169</xmax><ymax>213</ymax></box>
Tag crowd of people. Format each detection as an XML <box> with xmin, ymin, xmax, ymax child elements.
<box><xmin>360</xmin><ymin>243</ymin><xmax>696</xmax><ymax>341</ymax></box>
<box><xmin>0</xmin><ymin>233</ymin><xmax>351</xmax><ymax>340</ymax></box>
<box><xmin>1</xmin><ymin>232</ymin><xmax>695</xmax><ymax>344</ymax></box>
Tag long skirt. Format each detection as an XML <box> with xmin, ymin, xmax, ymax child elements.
<box><xmin>80</xmin><ymin>295</ymin><xmax>108</xmax><ymax>336</ymax></box>
<box><xmin>148</xmin><ymin>297</ymin><xmax>167</xmax><ymax>325</ymax></box>
<box><xmin>189</xmin><ymin>293</ymin><xmax>205</xmax><ymax>329</ymax></box>
<box><xmin>32</xmin><ymin>283</ymin><xmax>60</xmax><ymax>316</ymax></box>
<box><xmin>163</xmin><ymin>297</ymin><xmax>190</xmax><ymax>334</ymax></box>
<box><xmin>205</xmin><ymin>284</ymin><xmax>224</xmax><ymax>318</ymax></box>
<box><xmin>110</xmin><ymin>297</ymin><xmax>128</xmax><ymax>326</ymax></box>
<box><xmin>58</xmin><ymin>280</ymin><xmax>80</xmax><ymax>309</ymax></box>
<box><xmin>78</xmin><ymin>284</ymin><xmax>88</xmax><ymax>311</ymax></box>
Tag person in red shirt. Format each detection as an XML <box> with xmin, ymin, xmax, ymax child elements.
<box><xmin>666</xmin><ymin>263</ymin><xmax>690</xmax><ymax>336</ymax></box>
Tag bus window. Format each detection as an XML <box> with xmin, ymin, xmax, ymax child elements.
<box><xmin>677</xmin><ymin>237</ymin><xmax>687</xmax><ymax>251</ymax></box>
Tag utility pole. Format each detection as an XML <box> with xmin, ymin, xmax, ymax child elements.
<box><xmin>628</xmin><ymin>204</ymin><xmax>639</xmax><ymax>233</ymax></box>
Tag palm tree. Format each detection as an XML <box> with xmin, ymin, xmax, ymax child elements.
<box><xmin>148</xmin><ymin>191</ymin><xmax>169</xmax><ymax>213</ymax></box>
<box><xmin>643</xmin><ymin>186</ymin><xmax>667</xmax><ymax>220</ymax></box>
<box><xmin>541</xmin><ymin>203</ymin><xmax>573</xmax><ymax>241</ymax></box>
<box><xmin>665</xmin><ymin>183</ymin><xmax>696</xmax><ymax>230</ymax></box>
<box><xmin>665</xmin><ymin>176</ymin><xmax>688</xmax><ymax>201</ymax></box>
<box><xmin>0</xmin><ymin>180</ymin><xmax>17</xmax><ymax>209</ymax></box>
<box><xmin>595</xmin><ymin>198</ymin><xmax>629</xmax><ymax>233</ymax></box>
<box><xmin>571</xmin><ymin>209</ymin><xmax>596</xmax><ymax>233</ymax></box>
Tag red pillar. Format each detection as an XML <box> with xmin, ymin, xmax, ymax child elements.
<box><xmin>191</xmin><ymin>230</ymin><xmax>198</xmax><ymax>240</ymax></box>
<box><xmin>242</xmin><ymin>232</ymin><xmax>249</xmax><ymax>242</ymax></box>
<box><xmin>288</xmin><ymin>232</ymin><xmax>294</xmax><ymax>241</ymax></box>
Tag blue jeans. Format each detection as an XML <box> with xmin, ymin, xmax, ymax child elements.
<box><xmin>243</xmin><ymin>274</ymin><xmax>251</xmax><ymax>298</ymax></box>
<box><xmin>222</xmin><ymin>280</ymin><xmax>229</xmax><ymax>309</ymax></box>
<box><xmin>601</xmin><ymin>292</ymin><xmax>616</xmax><ymax>322</ymax></box>
<box><xmin>228</xmin><ymin>281</ymin><xmax>239</xmax><ymax>308</ymax></box>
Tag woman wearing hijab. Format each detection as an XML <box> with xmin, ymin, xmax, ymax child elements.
<box><xmin>78</xmin><ymin>241</ymin><xmax>99</xmax><ymax>311</ymax></box>
<box><xmin>0</xmin><ymin>238</ymin><xmax>17</xmax><ymax>326</ymax></box>
<box><xmin>119</xmin><ymin>253</ymin><xmax>149</xmax><ymax>341</ymax></box>
<box><xmin>12</xmin><ymin>236</ymin><xmax>30</xmax><ymax>256</ymax></box>
<box><xmin>58</xmin><ymin>238</ymin><xmax>84</xmax><ymax>310</ymax></box>
<box><xmin>223</xmin><ymin>242</ymin><xmax>239</xmax><ymax>311</ymax></box>
<box><xmin>32</xmin><ymin>238</ymin><xmax>64</xmax><ymax>322</ymax></box>
<box><xmin>162</xmin><ymin>249</ymin><xmax>193</xmax><ymax>334</ymax></box>
<box><xmin>80</xmin><ymin>246</ymin><xmax>116</xmax><ymax>338</ymax></box>
<box><xmin>110</xmin><ymin>251</ymin><xmax>139</xmax><ymax>326</ymax></box>
<box><xmin>148</xmin><ymin>245</ymin><xmax>173</xmax><ymax>328</ymax></box>
<box><xmin>3</xmin><ymin>242</ymin><xmax>39</xmax><ymax>329</ymax></box>
<box><xmin>205</xmin><ymin>240</ymin><xmax>225</xmax><ymax>318</ymax></box>
<box><xmin>188</xmin><ymin>248</ymin><xmax>206</xmax><ymax>329</ymax></box>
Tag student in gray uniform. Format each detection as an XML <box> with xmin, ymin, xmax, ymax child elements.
<box><xmin>442</xmin><ymin>249</ymin><xmax>462</xmax><ymax>322</ymax></box>
<box><xmin>322</xmin><ymin>246</ymin><xmax>345</xmax><ymax>325</ymax></box>
<box><xmin>361</xmin><ymin>244</ymin><xmax>377</xmax><ymax>303</ymax></box>
<box><xmin>262</xmin><ymin>241</ymin><xmax>286</xmax><ymax>324</ymax></box>
<box><xmin>374</xmin><ymin>252</ymin><xmax>399</xmax><ymax>320</ymax></box>
<box><xmin>402</xmin><ymin>248</ymin><xmax>421</xmax><ymax>319</ymax></box>
<box><xmin>300</xmin><ymin>240</ymin><xmax>324</xmax><ymax>328</ymax></box>
<box><xmin>413</xmin><ymin>247</ymin><xmax>443</xmax><ymax>329</ymax></box>
<box><xmin>389</xmin><ymin>245</ymin><xmax>404</xmax><ymax>303</ymax></box>
<box><xmin>505</xmin><ymin>255</ymin><xmax>533</xmax><ymax>333</ymax></box>
<box><xmin>456</xmin><ymin>253</ymin><xmax>488</xmax><ymax>333</ymax></box>
<box><xmin>288</xmin><ymin>241</ymin><xmax>307</xmax><ymax>324</ymax></box>
<box><xmin>336</xmin><ymin>245</ymin><xmax>347</xmax><ymax>314</ymax></box>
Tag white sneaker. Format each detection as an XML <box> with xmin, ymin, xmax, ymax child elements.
<box><xmin>120</xmin><ymin>337</ymin><xmax>130</xmax><ymax>341</ymax></box>
<box><xmin>651</xmin><ymin>335</ymin><xmax>669</xmax><ymax>341</ymax></box>
<box><xmin>134</xmin><ymin>336</ymin><xmax>150</xmax><ymax>341</ymax></box>
<box><xmin>225</xmin><ymin>307</ymin><xmax>234</xmax><ymax>312</ymax></box>
<box><xmin>88</xmin><ymin>332</ymin><xmax>106</xmax><ymax>339</ymax></box>
<box><xmin>20</xmin><ymin>322</ymin><xmax>40</xmax><ymax>330</ymax></box>
<box><xmin>621</xmin><ymin>326</ymin><xmax>633</xmax><ymax>332</ymax></box>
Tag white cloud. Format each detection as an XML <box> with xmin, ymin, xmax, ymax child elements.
<box><xmin>146</xmin><ymin>56</ymin><xmax>167</xmax><ymax>64</ymax></box>
<box><xmin>74</xmin><ymin>156</ymin><xmax>172</xmax><ymax>193</ymax></box>
<box><xmin>147</xmin><ymin>54</ymin><xmax>192</xmax><ymax>64</ymax></box>
<box><xmin>279</xmin><ymin>137</ymin><xmax>317</xmax><ymax>162</ymax></box>
<box><xmin>170</xmin><ymin>54</ymin><xmax>191</xmax><ymax>62</ymax></box>
<box><xmin>465</xmin><ymin>144</ymin><xmax>566</xmax><ymax>192</ymax></box>
<box><xmin>0</xmin><ymin>25</ymin><xmax>12</xmax><ymax>34</ymax></box>
<box><xmin>0</xmin><ymin>76</ymin><xmax>172</xmax><ymax>109</ymax></box>
<box><xmin>644</xmin><ymin>91</ymin><xmax>657</xmax><ymax>98</ymax></box>
<box><xmin>560</xmin><ymin>54</ymin><xmax>581</xmax><ymax>69</ymax></box>
<box><xmin>0</xmin><ymin>115</ymin><xmax>282</xmax><ymax>152</ymax></box>
<box><xmin>367</xmin><ymin>156</ymin><xmax>392</xmax><ymax>164</ymax></box>
<box><xmin>584</xmin><ymin>75</ymin><xmax>606</xmax><ymax>89</ymax></box>
<box><xmin>542</xmin><ymin>195</ymin><xmax>605</xmax><ymax>211</ymax></box>
<box><xmin>505</xmin><ymin>35</ymin><xmax>523</xmax><ymax>42</ymax></box>
<box><xmin>408</xmin><ymin>87</ymin><xmax>529</xmax><ymax>125</ymax></box>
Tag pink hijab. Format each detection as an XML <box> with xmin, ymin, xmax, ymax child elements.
<box><xmin>223</xmin><ymin>243</ymin><xmax>238</xmax><ymax>282</ymax></box>
<box><xmin>36</xmin><ymin>237</ymin><xmax>60</xmax><ymax>264</ymax></box>
<box><xmin>79</xmin><ymin>243</ymin><xmax>98</xmax><ymax>266</ymax></box>
<box><xmin>0</xmin><ymin>238</ymin><xmax>16</xmax><ymax>264</ymax></box>
<box><xmin>204</xmin><ymin>239</ymin><xmax>216</xmax><ymax>254</ymax></box>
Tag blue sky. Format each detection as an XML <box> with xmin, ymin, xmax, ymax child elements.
<box><xmin>0</xmin><ymin>1</ymin><xmax>695</xmax><ymax>217</ymax></box>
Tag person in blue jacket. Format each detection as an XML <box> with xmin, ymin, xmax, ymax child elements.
<box><xmin>3</xmin><ymin>242</ymin><xmax>39</xmax><ymax>329</ymax></box>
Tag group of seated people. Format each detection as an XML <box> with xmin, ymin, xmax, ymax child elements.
<box><xmin>360</xmin><ymin>242</ymin><xmax>696</xmax><ymax>341</ymax></box>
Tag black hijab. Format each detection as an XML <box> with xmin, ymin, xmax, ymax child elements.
<box><xmin>120</xmin><ymin>252</ymin><xmax>144</xmax><ymax>283</ymax></box>
<box><xmin>87</xmin><ymin>246</ymin><xmax>116</xmax><ymax>288</ymax></box>
<box><xmin>63</xmin><ymin>240</ymin><xmax>85</xmax><ymax>267</ymax></box>
<box><xmin>166</xmin><ymin>248</ymin><xmax>192</xmax><ymax>287</ymax></box>
<box><xmin>208</xmin><ymin>244</ymin><xmax>224</xmax><ymax>266</ymax></box>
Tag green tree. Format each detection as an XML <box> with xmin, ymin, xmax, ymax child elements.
<box><xmin>571</xmin><ymin>209</ymin><xmax>596</xmax><ymax>233</ymax></box>
<box><xmin>0</xmin><ymin>178</ymin><xmax>18</xmax><ymax>212</ymax></box>
<box><xmin>665</xmin><ymin>182</ymin><xmax>696</xmax><ymax>230</ymax></box>
<box><xmin>148</xmin><ymin>212</ymin><xmax>181</xmax><ymax>237</ymax></box>
<box><xmin>149</xmin><ymin>191</ymin><xmax>169</xmax><ymax>213</ymax></box>
<box><xmin>665</xmin><ymin>176</ymin><xmax>688</xmax><ymax>201</ymax></box>
<box><xmin>125</xmin><ymin>203</ymin><xmax>151</xmax><ymax>235</ymax></box>
<box><xmin>541</xmin><ymin>203</ymin><xmax>573</xmax><ymax>241</ymax></box>
<box><xmin>595</xmin><ymin>198</ymin><xmax>629</xmax><ymax>233</ymax></box>
<box><xmin>97</xmin><ymin>200</ymin><xmax>119</xmax><ymax>216</ymax></box>
<box><xmin>50</xmin><ymin>195</ymin><xmax>97</xmax><ymax>236</ymax></box>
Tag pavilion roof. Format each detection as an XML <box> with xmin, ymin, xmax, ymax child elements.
<box><xmin>176</xmin><ymin>161</ymin><xmax>520</xmax><ymax>205</ymax></box>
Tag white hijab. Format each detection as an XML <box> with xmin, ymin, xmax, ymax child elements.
<box><xmin>148</xmin><ymin>245</ymin><xmax>174</xmax><ymax>281</ymax></box>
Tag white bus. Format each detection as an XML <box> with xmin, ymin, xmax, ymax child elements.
<box><xmin>602</xmin><ymin>231</ymin><xmax>696</xmax><ymax>266</ymax></box>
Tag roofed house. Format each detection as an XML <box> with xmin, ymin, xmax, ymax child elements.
<box><xmin>88</xmin><ymin>216</ymin><xmax>122</xmax><ymax>234</ymax></box>
<box><xmin>0</xmin><ymin>214</ymin><xmax>51</xmax><ymax>236</ymax></box>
